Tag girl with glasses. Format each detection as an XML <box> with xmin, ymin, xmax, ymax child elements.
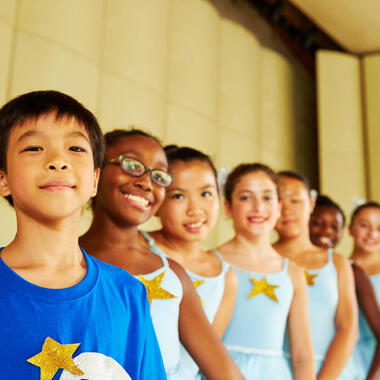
<box><xmin>141</xmin><ymin>145</ymin><xmax>238</xmax><ymax>377</ymax></box>
<box><xmin>80</xmin><ymin>129</ymin><xmax>243</xmax><ymax>380</ymax></box>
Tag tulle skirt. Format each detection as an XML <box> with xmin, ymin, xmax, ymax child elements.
<box><xmin>227</xmin><ymin>346</ymin><xmax>292</xmax><ymax>380</ymax></box>
<box><xmin>352</xmin><ymin>336</ymin><xmax>376</xmax><ymax>380</ymax></box>
<box><xmin>315</xmin><ymin>356</ymin><xmax>360</xmax><ymax>380</ymax></box>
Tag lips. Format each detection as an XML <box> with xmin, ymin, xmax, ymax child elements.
<box><xmin>39</xmin><ymin>181</ymin><xmax>74</xmax><ymax>191</ymax></box>
<box><xmin>122</xmin><ymin>192</ymin><xmax>151</xmax><ymax>209</ymax></box>
<box><xmin>247</xmin><ymin>216</ymin><xmax>266</xmax><ymax>224</ymax></box>
<box><xmin>183</xmin><ymin>220</ymin><xmax>206</xmax><ymax>232</ymax></box>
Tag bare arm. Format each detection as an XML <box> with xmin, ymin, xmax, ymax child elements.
<box><xmin>169</xmin><ymin>260</ymin><xmax>244</xmax><ymax>380</ymax></box>
<box><xmin>318</xmin><ymin>254</ymin><xmax>358</xmax><ymax>380</ymax></box>
<box><xmin>287</xmin><ymin>261</ymin><xmax>316</xmax><ymax>380</ymax></box>
<box><xmin>212</xmin><ymin>267</ymin><xmax>238</xmax><ymax>337</ymax></box>
<box><xmin>352</xmin><ymin>263</ymin><xmax>380</xmax><ymax>380</ymax></box>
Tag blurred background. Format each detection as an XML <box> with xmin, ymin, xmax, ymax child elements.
<box><xmin>0</xmin><ymin>0</ymin><xmax>379</xmax><ymax>256</ymax></box>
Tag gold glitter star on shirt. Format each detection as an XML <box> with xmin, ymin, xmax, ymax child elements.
<box><xmin>193</xmin><ymin>280</ymin><xmax>206</xmax><ymax>306</ymax></box>
<box><xmin>248</xmin><ymin>276</ymin><xmax>279</xmax><ymax>302</ymax></box>
<box><xmin>27</xmin><ymin>337</ymin><xmax>84</xmax><ymax>380</ymax></box>
<box><xmin>304</xmin><ymin>268</ymin><xmax>318</xmax><ymax>286</ymax></box>
<box><xmin>139</xmin><ymin>271</ymin><xmax>177</xmax><ymax>304</ymax></box>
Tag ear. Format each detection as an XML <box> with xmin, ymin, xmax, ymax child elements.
<box><xmin>0</xmin><ymin>170</ymin><xmax>11</xmax><ymax>197</ymax></box>
<box><xmin>91</xmin><ymin>168</ymin><xmax>101</xmax><ymax>197</ymax></box>
<box><xmin>224</xmin><ymin>199</ymin><xmax>232</xmax><ymax>218</ymax></box>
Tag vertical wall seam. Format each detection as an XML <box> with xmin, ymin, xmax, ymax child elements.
<box><xmin>95</xmin><ymin>0</ymin><xmax>108</xmax><ymax>119</ymax></box>
<box><xmin>359</xmin><ymin>55</ymin><xmax>371</xmax><ymax>200</ymax></box>
<box><xmin>5</xmin><ymin>0</ymin><xmax>21</xmax><ymax>100</ymax></box>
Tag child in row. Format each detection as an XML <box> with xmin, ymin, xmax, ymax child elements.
<box><xmin>145</xmin><ymin>146</ymin><xmax>238</xmax><ymax>377</ymax></box>
<box><xmin>216</xmin><ymin>164</ymin><xmax>315</xmax><ymax>379</ymax></box>
<box><xmin>79</xmin><ymin>129</ymin><xmax>243</xmax><ymax>379</ymax></box>
<box><xmin>0</xmin><ymin>91</ymin><xmax>166</xmax><ymax>379</ymax></box>
<box><xmin>273</xmin><ymin>172</ymin><xmax>358</xmax><ymax>379</ymax></box>
<box><xmin>310</xmin><ymin>195</ymin><xmax>380</xmax><ymax>379</ymax></box>
<box><xmin>349</xmin><ymin>202</ymin><xmax>380</xmax><ymax>380</ymax></box>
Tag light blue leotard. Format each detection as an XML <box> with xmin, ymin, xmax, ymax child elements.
<box><xmin>306</xmin><ymin>249</ymin><xmax>356</xmax><ymax>379</ymax></box>
<box><xmin>222</xmin><ymin>258</ymin><xmax>293</xmax><ymax>379</ymax></box>
<box><xmin>138</xmin><ymin>231</ymin><xmax>194</xmax><ymax>379</ymax></box>
<box><xmin>353</xmin><ymin>272</ymin><xmax>380</xmax><ymax>378</ymax></box>
<box><xmin>142</xmin><ymin>232</ymin><xmax>230</xmax><ymax>379</ymax></box>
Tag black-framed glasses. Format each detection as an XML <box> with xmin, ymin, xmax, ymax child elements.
<box><xmin>106</xmin><ymin>155</ymin><xmax>174</xmax><ymax>188</ymax></box>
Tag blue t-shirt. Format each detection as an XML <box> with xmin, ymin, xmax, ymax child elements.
<box><xmin>0</xmin><ymin>248</ymin><xmax>166</xmax><ymax>380</ymax></box>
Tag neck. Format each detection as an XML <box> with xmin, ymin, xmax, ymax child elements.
<box><xmin>3</xmin><ymin>210</ymin><xmax>83</xmax><ymax>268</ymax></box>
<box><xmin>152</xmin><ymin>229</ymin><xmax>203</xmax><ymax>257</ymax></box>
<box><xmin>80</xmin><ymin>209</ymin><xmax>140</xmax><ymax>252</ymax></box>
<box><xmin>232</xmin><ymin>231</ymin><xmax>277</xmax><ymax>259</ymax></box>
<box><xmin>351</xmin><ymin>247</ymin><xmax>379</xmax><ymax>261</ymax></box>
<box><xmin>274</xmin><ymin>232</ymin><xmax>314</xmax><ymax>259</ymax></box>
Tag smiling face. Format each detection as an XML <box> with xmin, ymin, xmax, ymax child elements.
<box><xmin>157</xmin><ymin>160</ymin><xmax>219</xmax><ymax>243</ymax></box>
<box><xmin>275</xmin><ymin>176</ymin><xmax>314</xmax><ymax>240</ymax></box>
<box><xmin>310</xmin><ymin>206</ymin><xmax>344</xmax><ymax>249</ymax></box>
<box><xmin>0</xmin><ymin>111</ymin><xmax>99</xmax><ymax>222</ymax></box>
<box><xmin>226</xmin><ymin>170</ymin><xmax>280</xmax><ymax>238</ymax></box>
<box><xmin>350</xmin><ymin>207</ymin><xmax>380</xmax><ymax>254</ymax></box>
<box><xmin>95</xmin><ymin>135</ymin><xmax>167</xmax><ymax>227</ymax></box>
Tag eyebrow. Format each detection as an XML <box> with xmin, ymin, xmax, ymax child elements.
<box><xmin>167</xmin><ymin>184</ymin><xmax>216</xmax><ymax>193</ymax></box>
<box><xmin>121</xmin><ymin>150</ymin><xmax>168</xmax><ymax>170</ymax></box>
<box><xmin>16</xmin><ymin>130</ymin><xmax>90</xmax><ymax>144</ymax></box>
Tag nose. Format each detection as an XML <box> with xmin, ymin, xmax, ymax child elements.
<box><xmin>252</xmin><ymin>199</ymin><xmax>265</xmax><ymax>212</ymax></box>
<box><xmin>45</xmin><ymin>155</ymin><xmax>69</xmax><ymax>171</ymax></box>
<box><xmin>133</xmin><ymin>172</ymin><xmax>152</xmax><ymax>191</ymax></box>
<box><xmin>187</xmin><ymin>195</ymin><xmax>203</xmax><ymax>216</ymax></box>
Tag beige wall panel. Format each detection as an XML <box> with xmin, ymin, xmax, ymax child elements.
<box><xmin>166</xmin><ymin>104</ymin><xmax>218</xmax><ymax>157</ymax></box>
<box><xmin>103</xmin><ymin>0</ymin><xmax>168</xmax><ymax>92</ymax></box>
<box><xmin>260</xmin><ymin>149</ymin><xmax>295</xmax><ymax>172</ymax></box>
<box><xmin>219</xmin><ymin>19</ymin><xmax>260</xmax><ymax>139</ymax></box>
<box><xmin>10</xmin><ymin>32</ymin><xmax>99</xmax><ymax>112</ymax></box>
<box><xmin>97</xmin><ymin>73</ymin><xmax>165</xmax><ymax>137</ymax></box>
<box><xmin>0</xmin><ymin>0</ymin><xmax>16</xmax><ymax>25</ymax></box>
<box><xmin>216</xmin><ymin>127</ymin><xmax>261</xmax><ymax>169</ymax></box>
<box><xmin>260</xmin><ymin>48</ymin><xmax>297</xmax><ymax>155</ymax></box>
<box><xmin>0</xmin><ymin>200</ymin><xmax>16</xmax><ymax>245</ymax></box>
<box><xmin>317</xmin><ymin>51</ymin><xmax>366</xmax><ymax>256</ymax></box>
<box><xmin>317</xmin><ymin>51</ymin><xmax>363</xmax><ymax>153</ymax></box>
<box><xmin>18</xmin><ymin>0</ymin><xmax>103</xmax><ymax>64</ymax></box>
<box><xmin>362</xmin><ymin>54</ymin><xmax>380</xmax><ymax>200</ymax></box>
<box><xmin>168</xmin><ymin>0</ymin><xmax>219</xmax><ymax>118</ymax></box>
<box><xmin>0</xmin><ymin>22</ymin><xmax>13</xmax><ymax>105</ymax></box>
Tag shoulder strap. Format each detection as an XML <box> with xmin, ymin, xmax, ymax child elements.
<box><xmin>140</xmin><ymin>231</ymin><xmax>169</xmax><ymax>268</ymax></box>
<box><xmin>282</xmin><ymin>258</ymin><xmax>289</xmax><ymax>273</ymax></box>
<box><xmin>327</xmin><ymin>248</ymin><xmax>334</xmax><ymax>262</ymax></box>
<box><xmin>214</xmin><ymin>250</ymin><xmax>230</xmax><ymax>274</ymax></box>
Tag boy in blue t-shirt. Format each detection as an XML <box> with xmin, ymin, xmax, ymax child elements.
<box><xmin>0</xmin><ymin>91</ymin><xmax>166</xmax><ymax>380</ymax></box>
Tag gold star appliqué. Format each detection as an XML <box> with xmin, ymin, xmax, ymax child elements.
<box><xmin>27</xmin><ymin>337</ymin><xmax>84</xmax><ymax>380</ymax></box>
<box><xmin>304</xmin><ymin>268</ymin><xmax>318</xmax><ymax>286</ymax></box>
<box><xmin>139</xmin><ymin>271</ymin><xmax>177</xmax><ymax>304</ymax></box>
<box><xmin>193</xmin><ymin>280</ymin><xmax>206</xmax><ymax>306</ymax></box>
<box><xmin>248</xmin><ymin>276</ymin><xmax>279</xmax><ymax>302</ymax></box>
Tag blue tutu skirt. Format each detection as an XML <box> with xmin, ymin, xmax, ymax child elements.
<box><xmin>352</xmin><ymin>337</ymin><xmax>376</xmax><ymax>380</ymax></box>
<box><xmin>166</xmin><ymin>363</ymin><xmax>197</xmax><ymax>380</ymax></box>
<box><xmin>315</xmin><ymin>356</ymin><xmax>359</xmax><ymax>380</ymax></box>
<box><xmin>227</xmin><ymin>346</ymin><xmax>292</xmax><ymax>380</ymax></box>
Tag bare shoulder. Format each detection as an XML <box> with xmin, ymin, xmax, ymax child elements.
<box><xmin>332</xmin><ymin>251</ymin><xmax>352</xmax><ymax>272</ymax></box>
<box><xmin>225</xmin><ymin>266</ymin><xmax>238</xmax><ymax>286</ymax></box>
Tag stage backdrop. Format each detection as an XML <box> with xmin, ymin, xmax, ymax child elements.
<box><xmin>0</xmin><ymin>0</ymin><xmax>317</xmax><ymax>249</ymax></box>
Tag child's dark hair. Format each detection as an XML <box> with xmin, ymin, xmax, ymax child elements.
<box><xmin>277</xmin><ymin>170</ymin><xmax>310</xmax><ymax>191</ymax></box>
<box><xmin>164</xmin><ymin>145</ymin><xmax>218</xmax><ymax>189</ymax></box>
<box><xmin>313</xmin><ymin>194</ymin><xmax>346</xmax><ymax>227</ymax></box>
<box><xmin>0</xmin><ymin>90</ymin><xmax>105</xmax><ymax>206</ymax></box>
<box><xmin>224</xmin><ymin>163</ymin><xmax>277</xmax><ymax>203</ymax></box>
<box><xmin>350</xmin><ymin>201</ymin><xmax>380</xmax><ymax>226</ymax></box>
<box><xmin>104</xmin><ymin>128</ymin><xmax>162</xmax><ymax>150</ymax></box>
